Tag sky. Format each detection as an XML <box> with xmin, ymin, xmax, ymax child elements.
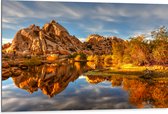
<box><xmin>2</xmin><ymin>0</ymin><xmax>168</xmax><ymax>44</ymax></box>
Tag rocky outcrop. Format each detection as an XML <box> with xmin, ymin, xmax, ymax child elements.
<box><xmin>83</xmin><ymin>34</ymin><xmax>123</xmax><ymax>55</ymax></box>
<box><xmin>4</xmin><ymin>20</ymin><xmax>83</xmax><ymax>56</ymax></box>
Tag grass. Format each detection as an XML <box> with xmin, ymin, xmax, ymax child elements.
<box><xmin>83</xmin><ymin>65</ymin><xmax>168</xmax><ymax>78</ymax></box>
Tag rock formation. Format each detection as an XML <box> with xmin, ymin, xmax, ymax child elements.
<box><xmin>4</xmin><ymin>20</ymin><xmax>83</xmax><ymax>56</ymax></box>
<box><xmin>83</xmin><ymin>34</ymin><xmax>123</xmax><ymax>55</ymax></box>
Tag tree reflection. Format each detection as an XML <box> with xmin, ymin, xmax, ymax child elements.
<box><xmin>86</xmin><ymin>75</ymin><xmax>168</xmax><ymax>108</ymax></box>
<box><xmin>123</xmin><ymin>78</ymin><xmax>168</xmax><ymax>108</ymax></box>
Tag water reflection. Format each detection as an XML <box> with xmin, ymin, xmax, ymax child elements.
<box><xmin>123</xmin><ymin>78</ymin><xmax>168</xmax><ymax>108</ymax></box>
<box><xmin>86</xmin><ymin>75</ymin><xmax>123</xmax><ymax>87</ymax></box>
<box><xmin>86</xmin><ymin>75</ymin><xmax>168</xmax><ymax>108</ymax></box>
<box><xmin>2</xmin><ymin>62</ymin><xmax>168</xmax><ymax>111</ymax></box>
<box><xmin>10</xmin><ymin>62</ymin><xmax>89</xmax><ymax>98</ymax></box>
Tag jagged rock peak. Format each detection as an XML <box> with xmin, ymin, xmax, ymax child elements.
<box><xmin>28</xmin><ymin>24</ymin><xmax>40</xmax><ymax>30</ymax></box>
<box><xmin>43</xmin><ymin>20</ymin><xmax>69</xmax><ymax>35</ymax></box>
<box><xmin>29</xmin><ymin>24</ymin><xmax>35</xmax><ymax>28</ymax></box>
<box><xmin>50</xmin><ymin>20</ymin><xmax>56</xmax><ymax>24</ymax></box>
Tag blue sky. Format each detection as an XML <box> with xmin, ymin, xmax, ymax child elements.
<box><xmin>2</xmin><ymin>0</ymin><xmax>168</xmax><ymax>43</ymax></box>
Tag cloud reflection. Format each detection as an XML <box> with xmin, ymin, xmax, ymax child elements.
<box><xmin>2</xmin><ymin>85</ymin><xmax>132</xmax><ymax>111</ymax></box>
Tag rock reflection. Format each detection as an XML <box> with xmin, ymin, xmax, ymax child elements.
<box><xmin>9</xmin><ymin>62</ymin><xmax>88</xmax><ymax>98</ymax></box>
<box><xmin>86</xmin><ymin>75</ymin><xmax>168</xmax><ymax>108</ymax></box>
<box><xmin>86</xmin><ymin>75</ymin><xmax>123</xmax><ymax>87</ymax></box>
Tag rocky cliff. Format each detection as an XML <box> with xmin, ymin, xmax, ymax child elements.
<box><xmin>4</xmin><ymin>20</ymin><xmax>83</xmax><ymax>56</ymax></box>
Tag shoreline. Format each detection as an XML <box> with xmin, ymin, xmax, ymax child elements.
<box><xmin>2</xmin><ymin>56</ymin><xmax>168</xmax><ymax>79</ymax></box>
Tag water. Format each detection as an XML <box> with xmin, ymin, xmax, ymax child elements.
<box><xmin>2</xmin><ymin>62</ymin><xmax>168</xmax><ymax>111</ymax></box>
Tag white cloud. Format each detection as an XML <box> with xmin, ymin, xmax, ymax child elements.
<box><xmin>92</xmin><ymin>15</ymin><xmax>117</xmax><ymax>22</ymax></box>
<box><xmin>78</xmin><ymin>38</ymin><xmax>86</xmax><ymax>42</ymax></box>
<box><xmin>2</xmin><ymin>1</ymin><xmax>83</xmax><ymax>23</ymax></box>
<box><xmin>94</xmin><ymin>4</ymin><xmax>168</xmax><ymax>21</ymax></box>
<box><xmin>95</xmin><ymin>6</ymin><xmax>128</xmax><ymax>17</ymax></box>
<box><xmin>2</xmin><ymin>18</ymin><xmax>18</xmax><ymax>24</ymax></box>
<box><xmin>2</xmin><ymin>23</ymin><xmax>24</xmax><ymax>30</ymax></box>
<box><xmin>2</xmin><ymin>1</ymin><xmax>34</xmax><ymax>18</ymax></box>
<box><xmin>33</xmin><ymin>2</ymin><xmax>83</xmax><ymax>19</ymax></box>
<box><xmin>79</xmin><ymin>23</ymin><xmax>119</xmax><ymax>34</ymax></box>
<box><xmin>3</xmin><ymin>1</ymin><xmax>168</xmax><ymax>23</ymax></box>
<box><xmin>2</xmin><ymin>24</ymin><xmax>17</xmax><ymax>30</ymax></box>
<box><xmin>2</xmin><ymin>83</ymin><xmax>15</xmax><ymax>90</ymax></box>
<box><xmin>152</xmin><ymin>6</ymin><xmax>168</xmax><ymax>20</ymax></box>
<box><xmin>2</xmin><ymin>38</ymin><xmax>13</xmax><ymax>44</ymax></box>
